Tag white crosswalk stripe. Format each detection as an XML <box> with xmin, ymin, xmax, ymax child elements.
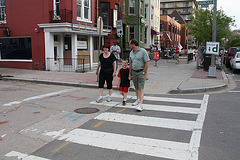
<box><xmin>95</xmin><ymin>112</ymin><xmax>195</xmax><ymax>131</ymax></box>
<box><xmin>58</xmin><ymin>128</ymin><xmax>190</xmax><ymax>160</ymax></box>
<box><xmin>59</xmin><ymin>94</ymin><xmax>209</xmax><ymax>160</ymax></box>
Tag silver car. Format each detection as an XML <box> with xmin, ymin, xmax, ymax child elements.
<box><xmin>230</xmin><ymin>52</ymin><xmax>240</xmax><ymax>73</ymax></box>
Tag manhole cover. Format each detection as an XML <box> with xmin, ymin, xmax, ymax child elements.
<box><xmin>74</xmin><ymin>107</ymin><xmax>100</xmax><ymax>114</ymax></box>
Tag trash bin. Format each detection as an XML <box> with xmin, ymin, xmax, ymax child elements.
<box><xmin>203</xmin><ymin>54</ymin><xmax>211</xmax><ymax>70</ymax></box>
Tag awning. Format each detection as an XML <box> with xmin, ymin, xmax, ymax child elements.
<box><xmin>151</xmin><ymin>28</ymin><xmax>160</xmax><ymax>35</ymax></box>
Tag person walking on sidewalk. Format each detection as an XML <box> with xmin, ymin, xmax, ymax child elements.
<box><xmin>110</xmin><ymin>41</ymin><xmax>121</xmax><ymax>70</ymax></box>
<box><xmin>128</xmin><ymin>39</ymin><xmax>150</xmax><ymax>111</ymax></box>
<box><xmin>96</xmin><ymin>44</ymin><xmax>117</xmax><ymax>103</ymax></box>
<box><xmin>175</xmin><ymin>45</ymin><xmax>180</xmax><ymax>64</ymax></box>
<box><xmin>117</xmin><ymin>59</ymin><xmax>130</xmax><ymax>106</ymax></box>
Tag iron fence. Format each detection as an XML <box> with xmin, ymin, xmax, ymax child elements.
<box><xmin>47</xmin><ymin>56</ymin><xmax>91</xmax><ymax>73</ymax></box>
<box><xmin>49</xmin><ymin>9</ymin><xmax>72</xmax><ymax>23</ymax></box>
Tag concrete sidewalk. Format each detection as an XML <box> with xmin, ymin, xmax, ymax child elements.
<box><xmin>0</xmin><ymin>58</ymin><xmax>229</xmax><ymax>94</ymax></box>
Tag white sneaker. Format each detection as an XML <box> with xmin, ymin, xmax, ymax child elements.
<box><xmin>96</xmin><ymin>97</ymin><xmax>103</xmax><ymax>103</ymax></box>
<box><xmin>132</xmin><ymin>99</ymin><xmax>139</xmax><ymax>106</ymax></box>
<box><xmin>107</xmin><ymin>96</ymin><xmax>112</xmax><ymax>102</ymax></box>
<box><xmin>136</xmin><ymin>104</ymin><xmax>143</xmax><ymax>111</ymax></box>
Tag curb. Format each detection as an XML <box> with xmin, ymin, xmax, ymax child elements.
<box><xmin>1</xmin><ymin>77</ymin><xmax>135</xmax><ymax>92</ymax></box>
<box><xmin>169</xmin><ymin>84</ymin><xmax>228</xmax><ymax>94</ymax></box>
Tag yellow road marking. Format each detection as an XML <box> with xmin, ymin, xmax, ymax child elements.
<box><xmin>92</xmin><ymin>108</ymin><xmax>127</xmax><ymax>128</ymax></box>
<box><xmin>92</xmin><ymin>121</ymin><xmax>105</xmax><ymax>128</ymax></box>
<box><xmin>116</xmin><ymin>108</ymin><xmax>126</xmax><ymax>113</ymax></box>
<box><xmin>152</xmin><ymin>85</ymin><xmax>158</xmax><ymax>89</ymax></box>
<box><xmin>51</xmin><ymin>141</ymin><xmax>70</xmax><ymax>155</ymax></box>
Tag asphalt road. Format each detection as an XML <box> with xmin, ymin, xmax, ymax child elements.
<box><xmin>199</xmin><ymin>69</ymin><xmax>240</xmax><ymax>160</ymax></box>
<box><xmin>0</xmin><ymin>71</ymin><xmax>240</xmax><ymax>160</ymax></box>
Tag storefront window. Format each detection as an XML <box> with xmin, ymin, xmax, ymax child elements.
<box><xmin>0</xmin><ymin>37</ymin><xmax>32</xmax><ymax>60</ymax></box>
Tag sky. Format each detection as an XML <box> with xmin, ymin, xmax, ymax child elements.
<box><xmin>217</xmin><ymin>0</ymin><xmax>239</xmax><ymax>30</ymax></box>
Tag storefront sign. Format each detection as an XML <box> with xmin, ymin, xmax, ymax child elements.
<box><xmin>77</xmin><ymin>41</ymin><xmax>87</xmax><ymax>49</ymax></box>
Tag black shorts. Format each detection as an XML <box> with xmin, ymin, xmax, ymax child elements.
<box><xmin>99</xmin><ymin>70</ymin><xmax>113</xmax><ymax>89</ymax></box>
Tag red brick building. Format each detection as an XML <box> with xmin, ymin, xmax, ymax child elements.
<box><xmin>160</xmin><ymin>10</ymin><xmax>188</xmax><ymax>49</ymax></box>
<box><xmin>0</xmin><ymin>0</ymin><xmax>112</xmax><ymax>71</ymax></box>
<box><xmin>97</xmin><ymin>0</ymin><xmax>122</xmax><ymax>47</ymax></box>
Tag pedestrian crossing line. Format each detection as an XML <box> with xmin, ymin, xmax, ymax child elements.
<box><xmin>116</xmin><ymin>103</ymin><xmax>200</xmax><ymax>114</ymax></box>
<box><xmin>91</xmin><ymin>108</ymin><xmax>126</xmax><ymax>128</ymax></box>
<box><xmin>90</xmin><ymin>100</ymin><xmax>200</xmax><ymax>114</ymax></box>
<box><xmin>5</xmin><ymin>151</ymin><xmax>51</xmax><ymax>160</ymax></box>
<box><xmin>58</xmin><ymin>128</ymin><xmax>190</xmax><ymax>160</ymax></box>
<box><xmin>94</xmin><ymin>112</ymin><xmax>195</xmax><ymax>131</ymax></box>
<box><xmin>90</xmin><ymin>101</ymin><xmax>121</xmax><ymax>107</ymax></box>
<box><xmin>137</xmin><ymin>96</ymin><xmax>203</xmax><ymax>104</ymax></box>
<box><xmin>109</xmin><ymin>94</ymin><xmax>203</xmax><ymax>104</ymax></box>
<box><xmin>188</xmin><ymin>94</ymin><xmax>209</xmax><ymax>160</ymax></box>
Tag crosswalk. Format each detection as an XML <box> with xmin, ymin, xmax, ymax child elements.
<box><xmin>6</xmin><ymin>93</ymin><xmax>209</xmax><ymax>160</ymax></box>
<box><xmin>59</xmin><ymin>93</ymin><xmax>209</xmax><ymax>160</ymax></box>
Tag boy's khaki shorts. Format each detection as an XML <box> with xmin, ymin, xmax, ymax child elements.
<box><xmin>132</xmin><ymin>71</ymin><xmax>146</xmax><ymax>89</ymax></box>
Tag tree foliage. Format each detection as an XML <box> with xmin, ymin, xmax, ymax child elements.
<box><xmin>187</xmin><ymin>9</ymin><xmax>235</xmax><ymax>44</ymax></box>
<box><xmin>225</xmin><ymin>38</ymin><xmax>240</xmax><ymax>48</ymax></box>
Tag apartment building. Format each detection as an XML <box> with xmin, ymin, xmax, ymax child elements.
<box><xmin>122</xmin><ymin>0</ymin><xmax>145</xmax><ymax>51</ymax></box>
<box><xmin>160</xmin><ymin>14</ymin><xmax>182</xmax><ymax>48</ymax></box>
<box><xmin>144</xmin><ymin>0</ymin><xmax>161</xmax><ymax>50</ymax></box>
<box><xmin>0</xmin><ymin>0</ymin><xmax>112</xmax><ymax>71</ymax></box>
<box><xmin>160</xmin><ymin>0</ymin><xmax>197</xmax><ymax>23</ymax></box>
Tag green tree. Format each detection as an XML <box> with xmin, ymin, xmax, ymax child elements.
<box><xmin>225</xmin><ymin>38</ymin><xmax>240</xmax><ymax>48</ymax></box>
<box><xmin>187</xmin><ymin>9</ymin><xmax>235</xmax><ymax>44</ymax></box>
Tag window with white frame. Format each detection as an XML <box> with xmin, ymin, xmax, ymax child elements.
<box><xmin>144</xmin><ymin>6</ymin><xmax>147</xmax><ymax>19</ymax></box>
<box><xmin>77</xmin><ymin>0</ymin><xmax>81</xmax><ymax>17</ymax></box>
<box><xmin>140</xmin><ymin>1</ymin><xmax>144</xmax><ymax>16</ymax></box>
<box><xmin>77</xmin><ymin>0</ymin><xmax>91</xmax><ymax>20</ymax></box>
<box><xmin>129</xmin><ymin>0</ymin><xmax>135</xmax><ymax>14</ymax></box>
<box><xmin>144</xmin><ymin>28</ymin><xmax>147</xmax><ymax>43</ymax></box>
<box><xmin>151</xmin><ymin>8</ymin><xmax>154</xmax><ymax>20</ymax></box>
<box><xmin>0</xmin><ymin>0</ymin><xmax>6</xmax><ymax>21</ymax></box>
<box><xmin>140</xmin><ymin>25</ymin><xmax>143</xmax><ymax>42</ymax></box>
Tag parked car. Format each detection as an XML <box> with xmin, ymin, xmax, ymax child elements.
<box><xmin>225</xmin><ymin>47</ymin><xmax>240</xmax><ymax>67</ymax></box>
<box><xmin>230</xmin><ymin>52</ymin><xmax>240</xmax><ymax>73</ymax></box>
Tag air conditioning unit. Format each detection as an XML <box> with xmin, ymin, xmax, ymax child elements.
<box><xmin>53</xmin><ymin>15</ymin><xmax>61</xmax><ymax>21</ymax></box>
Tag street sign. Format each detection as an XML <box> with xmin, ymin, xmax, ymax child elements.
<box><xmin>197</xmin><ymin>0</ymin><xmax>213</xmax><ymax>5</ymax></box>
<box><xmin>116</xmin><ymin>20</ymin><xmax>123</xmax><ymax>37</ymax></box>
<box><xmin>200</xmin><ymin>4</ymin><xmax>209</xmax><ymax>8</ymax></box>
<box><xmin>97</xmin><ymin>17</ymin><xmax>103</xmax><ymax>34</ymax></box>
<box><xmin>206</xmin><ymin>42</ymin><xmax>220</xmax><ymax>55</ymax></box>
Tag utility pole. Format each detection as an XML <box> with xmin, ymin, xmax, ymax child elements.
<box><xmin>208</xmin><ymin>0</ymin><xmax>217</xmax><ymax>77</ymax></box>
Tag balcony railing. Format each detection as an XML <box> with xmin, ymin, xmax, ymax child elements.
<box><xmin>49</xmin><ymin>9</ymin><xmax>72</xmax><ymax>23</ymax></box>
<box><xmin>71</xmin><ymin>19</ymin><xmax>112</xmax><ymax>35</ymax></box>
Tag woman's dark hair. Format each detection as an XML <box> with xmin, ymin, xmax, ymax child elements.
<box><xmin>102</xmin><ymin>44</ymin><xmax>110</xmax><ymax>50</ymax></box>
<box><xmin>130</xmin><ymin>39</ymin><xmax>139</xmax><ymax>46</ymax></box>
